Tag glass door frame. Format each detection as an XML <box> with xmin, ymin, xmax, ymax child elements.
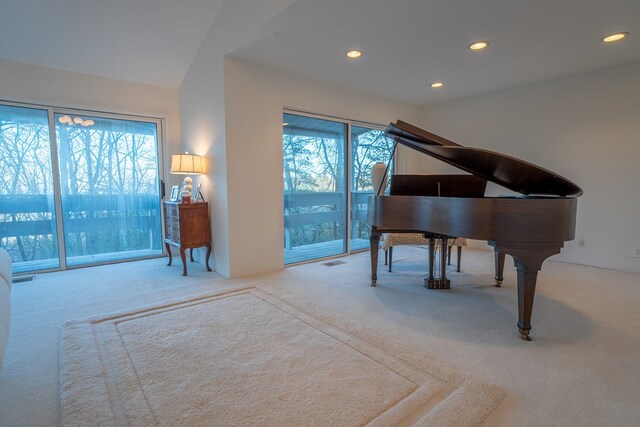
<box><xmin>349</xmin><ymin>119</ymin><xmax>393</xmax><ymax>254</ymax></box>
<box><xmin>283</xmin><ymin>110</ymin><xmax>350</xmax><ymax>261</ymax></box>
<box><xmin>283</xmin><ymin>108</ymin><xmax>394</xmax><ymax>263</ymax></box>
<box><xmin>1</xmin><ymin>99</ymin><xmax>167</xmax><ymax>274</ymax></box>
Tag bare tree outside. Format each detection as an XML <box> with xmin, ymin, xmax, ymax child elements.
<box><xmin>350</xmin><ymin>126</ymin><xmax>394</xmax><ymax>248</ymax></box>
<box><xmin>0</xmin><ymin>104</ymin><xmax>163</xmax><ymax>273</ymax></box>
<box><xmin>283</xmin><ymin>114</ymin><xmax>393</xmax><ymax>263</ymax></box>
<box><xmin>0</xmin><ymin>105</ymin><xmax>58</xmax><ymax>270</ymax></box>
<box><xmin>55</xmin><ymin>114</ymin><xmax>162</xmax><ymax>265</ymax></box>
<box><xmin>283</xmin><ymin>126</ymin><xmax>345</xmax><ymax>253</ymax></box>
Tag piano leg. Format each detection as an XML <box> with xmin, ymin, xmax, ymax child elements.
<box><xmin>425</xmin><ymin>237</ymin><xmax>436</xmax><ymax>289</ymax></box>
<box><xmin>425</xmin><ymin>237</ymin><xmax>450</xmax><ymax>289</ymax></box>
<box><xmin>494</xmin><ymin>248</ymin><xmax>506</xmax><ymax>287</ymax></box>
<box><xmin>491</xmin><ymin>241</ymin><xmax>563</xmax><ymax>341</ymax></box>
<box><xmin>440</xmin><ymin>238</ymin><xmax>451</xmax><ymax>289</ymax></box>
<box><xmin>370</xmin><ymin>233</ymin><xmax>381</xmax><ymax>287</ymax></box>
<box><xmin>515</xmin><ymin>263</ymin><xmax>539</xmax><ymax>341</ymax></box>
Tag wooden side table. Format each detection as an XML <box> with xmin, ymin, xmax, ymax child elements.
<box><xmin>163</xmin><ymin>201</ymin><xmax>212</xmax><ymax>276</ymax></box>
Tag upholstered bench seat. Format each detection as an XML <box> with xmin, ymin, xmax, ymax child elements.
<box><xmin>381</xmin><ymin>233</ymin><xmax>466</xmax><ymax>273</ymax></box>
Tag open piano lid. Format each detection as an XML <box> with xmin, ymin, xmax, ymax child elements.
<box><xmin>385</xmin><ymin>120</ymin><xmax>583</xmax><ymax>197</ymax></box>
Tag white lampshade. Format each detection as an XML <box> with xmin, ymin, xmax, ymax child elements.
<box><xmin>170</xmin><ymin>153</ymin><xmax>206</xmax><ymax>175</ymax></box>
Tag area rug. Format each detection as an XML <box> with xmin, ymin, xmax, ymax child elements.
<box><xmin>60</xmin><ymin>285</ymin><xmax>504</xmax><ymax>426</ymax></box>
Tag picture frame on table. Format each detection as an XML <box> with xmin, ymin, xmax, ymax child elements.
<box><xmin>194</xmin><ymin>183</ymin><xmax>205</xmax><ymax>202</ymax></box>
<box><xmin>169</xmin><ymin>185</ymin><xmax>180</xmax><ymax>202</ymax></box>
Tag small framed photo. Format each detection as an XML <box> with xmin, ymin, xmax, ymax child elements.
<box><xmin>169</xmin><ymin>185</ymin><xmax>180</xmax><ymax>202</ymax></box>
<box><xmin>194</xmin><ymin>183</ymin><xmax>205</xmax><ymax>202</ymax></box>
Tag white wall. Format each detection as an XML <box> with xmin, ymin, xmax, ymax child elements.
<box><xmin>179</xmin><ymin>29</ymin><xmax>230</xmax><ymax>275</ymax></box>
<box><xmin>179</xmin><ymin>0</ymin><xmax>298</xmax><ymax>277</ymax></box>
<box><xmin>420</xmin><ymin>60</ymin><xmax>640</xmax><ymax>272</ymax></box>
<box><xmin>0</xmin><ymin>59</ymin><xmax>182</xmax><ymax>182</ymax></box>
<box><xmin>222</xmin><ymin>57</ymin><xmax>421</xmax><ymax>277</ymax></box>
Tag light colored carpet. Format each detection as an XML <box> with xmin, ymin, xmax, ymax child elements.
<box><xmin>61</xmin><ymin>285</ymin><xmax>503</xmax><ymax>426</ymax></box>
<box><xmin>2</xmin><ymin>248</ymin><xmax>640</xmax><ymax>426</ymax></box>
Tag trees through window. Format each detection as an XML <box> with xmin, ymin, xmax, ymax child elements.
<box><xmin>0</xmin><ymin>103</ymin><xmax>163</xmax><ymax>273</ymax></box>
<box><xmin>283</xmin><ymin>113</ymin><xmax>393</xmax><ymax>264</ymax></box>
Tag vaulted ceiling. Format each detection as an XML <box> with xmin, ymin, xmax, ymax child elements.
<box><xmin>0</xmin><ymin>0</ymin><xmax>226</xmax><ymax>88</ymax></box>
<box><xmin>1</xmin><ymin>0</ymin><xmax>639</xmax><ymax>105</ymax></box>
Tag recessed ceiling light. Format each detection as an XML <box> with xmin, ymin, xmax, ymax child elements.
<box><xmin>346</xmin><ymin>50</ymin><xmax>362</xmax><ymax>59</ymax></box>
<box><xmin>430</xmin><ymin>82</ymin><xmax>444</xmax><ymax>88</ymax></box>
<box><xmin>602</xmin><ymin>32</ymin><xmax>629</xmax><ymax>43</ymax></box>
<box><xmin>468</xmin><ymin>40</ymin><xmax>489</xmax><ymax>50</ymax></box>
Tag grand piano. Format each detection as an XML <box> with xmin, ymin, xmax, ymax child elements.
<box><xmin>368</xmin><ymin>120</ymin><xmax>582</xmax><ymax>340</ymax></box>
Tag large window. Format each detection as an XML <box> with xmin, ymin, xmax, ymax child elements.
<box><xmin>55</xmin><ymin>113</ymin><xmax>162</xmax><ymax>265</ymax></box>
<box><xmin>0</xmin><ymin>102</ymin><xmax>164</xmax><ymax>273</ymax></box>
<box><xmin>283</xmin><ymin>112</ymin><xmax>393</xmax><ymax>264</ymax></box>
<box><xmin>350</xmin><ymin>125</ymin><xmax>394</xmax><ymax>251</ymax></box>
<box><xmin>283</xmin><ymin>114</ymin><xmax>347</xmax><ymax>264</ymax></box>
<box><xmin>0</xmin><ymin>105</ymin><xmax>59</xmax><ymax>272</ymax></box>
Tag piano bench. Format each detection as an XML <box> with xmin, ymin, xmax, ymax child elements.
<box><xmin>381</xmin><ymin>233</ymin><xmax>466</xmax><ymax>273</ymax></box>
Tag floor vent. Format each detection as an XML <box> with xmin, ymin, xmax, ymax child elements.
<box><xmin>323</xmin><ymin>260</ymin><xmax>346</xmax><ymax>267</ymax></box>
<box><xmin>12</xmin><ymin>276</ymin><xmax>35</xmax><ymax>284</ymax></box>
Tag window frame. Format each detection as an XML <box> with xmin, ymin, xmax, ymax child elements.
<box><xmin>0</xmin><ymin>99</ymin><xmax>167</xmax><ymax>274</ymax></box>
<box><xmin>282</xmin><ymin>108</ymin><xmax>396</xmax><ymax>265</ymax></box>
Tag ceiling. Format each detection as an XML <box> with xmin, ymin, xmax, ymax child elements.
<box><xmin>1</xmin><ymin>0</ymin><xmax>639</xmax><ymax>105</ymax></box>
<box><xmin>0</xmin><ymin>0</ymin><xmax>225</xmax><ymax>88</ymax></box>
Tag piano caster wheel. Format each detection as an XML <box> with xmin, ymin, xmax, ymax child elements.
<box><xmin>519</xmin><ymin>329</ymin><xmax>532</xmax><ymax>341</ymax></box>
<box><xmin>371</xmin><ymin>281</ymin><xmax>377</xmax><ymax>287</ymax></box>
<box><xmin>495</xmin><ymin>279</ymin><xmax>503</xmax><ymax>288</ymax></box>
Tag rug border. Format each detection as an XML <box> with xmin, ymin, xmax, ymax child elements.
<box><xmin>60</xmin><ymin>282</ymin><xmax>505</xmax><ymax>426</ymax></box>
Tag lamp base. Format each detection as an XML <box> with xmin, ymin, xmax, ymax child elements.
<box><xmin>181</xmin><ymin>176</ymin><xmax>193</xmax><ymax>202</ymax></box>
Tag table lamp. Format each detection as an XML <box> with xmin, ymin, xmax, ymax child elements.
<box><xmin>170</xmin><ymin>153</ymin><xmax>206</xmax><ymax>203</ymax></box>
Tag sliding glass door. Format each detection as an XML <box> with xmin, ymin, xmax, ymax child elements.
<box><xmin>283</xmin><ymin>113</ymin><xmax>394</xmax><ymax>264</ymax></box>
<box><xmin>283</xmin><ymin>114</ymin><xmax>347</xmax><ymax>264</ymax></box>
<box><xmin>55</xmin><ymin>113</ymin><xmax>163</xmax><ymax>266</ymax></box>
<box><xmin>0</xmin><ymin>105</ymin><xmax>60</xmax><ymax>273</ymax></box>
<box><xmin>350</xmin><ymin>125</ymin><xmax>394</xmax><ymax>250</ymax></box>
<box><xmin>0</xmin><ymin>101</ymin><xmax>164</xmax><ymax>273</ymax></box>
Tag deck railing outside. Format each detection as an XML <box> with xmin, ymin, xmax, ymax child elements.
<box><xmin>0</xmin><ymin>194</ymin><xmax>162</xmax><ymax>272</ymax></box>
<box><xmin>3</xmin><ymin>191</ymin><xmax>372</xmax><ymax>269</ymax></box>
<box><xmin>284</xmin><ymin>191</ymin><xmax>372</xmax><ymax>263</ymax></box>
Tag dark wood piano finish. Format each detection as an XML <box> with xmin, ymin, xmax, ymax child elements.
<box><xmin>385</xmin><ymin>120</ymin><xmax>583</xmax><ymax>198</ymax></box>
<box><xmin>368</xmin><ymin>120</ymin><xmax>582</xmax><ymax>340</ymax></box>
<box><xmin>386</xmin><ymin>174</ymin><xmax>488</xmax><ymax>289</ymax></box>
